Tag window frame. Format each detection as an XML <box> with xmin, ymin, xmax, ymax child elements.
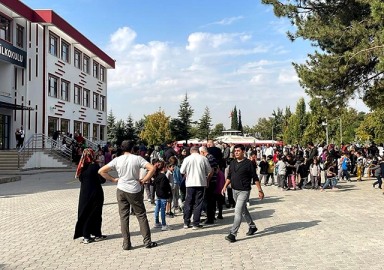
<box><xmin>83</xmin><ymin>89</ymin><xmax>90</xmax><ymax>108</ymax></box>
<box><xmin>61</xmin><ymin>39</ymin><xmax>70</xmax><ymax>63</ymax></box>
<box><xmin>48</xmin><ymin>75</ymin><xmax>59</xmax><ymax>98</ymax></box>
<box><xmin>49</xmin><ymin>32</ymin><xmax>59</xmax><ymax>57</ymax></box>
<box><xmin>60</xmin><ymin>80</ymin><xmax>70</xmax><ymax>101</ymax></box>
<box><xmin>16</xmin><ymin>24</ymin><xmax>24</xmax><ymax>48</ymax></box>
<box><xmin>93</xmin><ymin>92</ymin><xmax>99</xmax><ymax>110</ymax></box>
<box><xmin>100</xmin><ymin>95</ymin><xmax>105</xmax><ymax>112</ymax></box>
<box><xmin>93</xmin><ymin>61</ymin><xmax>99</xmax><ymax>79</ymax></box>
<box><xmin>100</xmin><ymin>66</ymin><xmax>105</xmax><ymax>82</ymax></box>
<box><xmin>74</xmin><ymin>48</ymin><xmax>82</xmax><ymax>69</ymax></box>
<box><xmin>74</xmin><ymin>85</ymin><xmax>82</xmax><ymax>105</ymax></box>
<box><xmin>83</xmin><ymin>54</ymin><xmax>90</xmax><ymax>74</ymax></box>
<box><xmin>0</xmin><ymin>14</ymin><xmax>11</xmax><ymax>42</ymax></box>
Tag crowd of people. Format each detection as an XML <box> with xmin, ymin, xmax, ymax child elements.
<box><xmin>73</xmin><ymin>139</ymin><xmax>383</xmax><ymax>249</ymax></box>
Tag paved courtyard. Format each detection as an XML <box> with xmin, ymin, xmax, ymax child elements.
<box><xmin>1</xmin><ymin>171</ymin><xmax>383</xmax><ymax>270</ymax></box>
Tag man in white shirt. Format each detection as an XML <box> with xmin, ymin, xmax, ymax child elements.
<box><xmin>180</xmin><ymin>146</ymin><xmax>211</xmax><ymax>229</ymax></box>
<box><xmin>264</xmin><ymin>144</ymin><xmax>274</xmax><ymax>157</ymax></box>
<box><xmin>99</xmin><ymin>140</ymin><xmax>157</xmax><ymax>250</ymax></box>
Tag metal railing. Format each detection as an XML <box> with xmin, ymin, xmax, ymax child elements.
<box><xmin>18</xmin><ymin>133</ymin><xmax>73</xmax><ymax>169</ymax></box>
<box><xmin>62</xmin><ymin>135</ymin><xmax>101</xmax><ymax>151</ymax></box>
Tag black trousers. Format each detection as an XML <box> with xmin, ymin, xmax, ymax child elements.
<box><xmin>183</xmin><ymin>187</ymin><xmax>205</xmax><ymax>226</ymax></box>
<box><xmin>205</xmin><ymin>181</ymin><xmax>217</xmax><ymax>222</ymax></box>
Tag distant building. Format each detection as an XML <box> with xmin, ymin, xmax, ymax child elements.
<box><xmin>0</xmin><ymin>0</ymin><xmax>115</xmax><ymax>149</ymax></box>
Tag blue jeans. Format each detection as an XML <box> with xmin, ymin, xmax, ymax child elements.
<box><xmin>322</xmin><ymin>177</ymin><xmax>338</xmax><ymax>189</ymax></box>
<box><xmin>230</xmin><ymin>190</ymin><xmax>256</xmax><ymax>236</ymax></box>
<box><xmin>154</xmin><ymin>198</ymin><xmax>167</xmax><ymax>226</ymax></box>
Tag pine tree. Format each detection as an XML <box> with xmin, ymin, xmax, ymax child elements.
<box><xmin>114</xmin><ymin>120</ymin><xmax>126</xmax><ymax>146</ymax></box>
<box><xmin>231</xmin><ymin>106</ymin><xmax>238</xmax><ymax>130</ymax></box>
<box><xmin>197</xmin><ymin>107</ymin><xmax>212</xmax><ymax>140</ymax></box>
<box><xmin>134</xmin><ymin>118</ymin><xmax>145</xmax><ymax>142</ymax></box>
<box><xmin>238</xmin><ymin>110</ymin><xmax>243</xmax><ymax>134</ymax></box>
<box><xmin>176</xmin><ymin>93</ymin><xmax>194</xmax><ymax>142</ymax></box>
<box><xmin>107</xmin><ymin>110</ymin><xmax>116</xmax><ymax>144</ymax></box>
<box><xmin>125</xmin><ymin>114</ymin><xmax>136</xmax><ymax>141</ymax></box>
<box><xmin>291</xmin><ymin>98</ymin><xmax>307</xmax><ymax>145</ymax></box>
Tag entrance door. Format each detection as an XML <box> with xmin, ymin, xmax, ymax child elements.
<box><xmin>0</xmin><ymin>115</ymin><xmax>10</xmax><ymax>150</ymax></box>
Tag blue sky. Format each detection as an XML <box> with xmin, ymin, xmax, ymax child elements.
<box><xmin>22</xmin><ymin>0</ymin><xmax>367</xmax><ymax>127</ymax></box>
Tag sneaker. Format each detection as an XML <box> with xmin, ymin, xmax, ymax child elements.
<box><xmin>225</xmin><ymin>234</ymin><xmax>236</xmax><ymax>243</ymax></box>
<box><xmin>201</xmin><ymin>211</ymin><xmax>207</xmax><ymax>217</ymax></box>
<box><xmin>94</xmin><ymin>235</ymin><xmax>107</xmax><ymax>242</ymax></box>
<box><xmin>246</xmin><ymin>202</ymin><xmax>250</xmax><ymax>207</ymax></box>
<box><xmin>161</xmin><ymin>225</ymin><xmax>172</xmax><ymax>231</ymax></box>
<box><xmin>153</xmin><ymin>223</ymin><xmax>162</xmax><ymax>228</ymax></box>
<box><xmin>217</xmin><ymin>215</ymin><xmax>223</xmax><ymax>220</ymax></box>
<box><xmin>147</xmin><ymin>199</ymin><xmax>151</xmax><ymax>202</ymax></box>
<box><xmin>82</xmin><ymin>238</ymin><xmax>94</xmax><ymax>244</ymax></box>
<box><xmin>192</xmin><ymin>225</ymin><xmax>203</xmax><ymax>230</ymax></box>
<box><xmin>183</xmin><ymin>224</ymin><xmax>190</xmax><ymax>229</ymax></box>
<box><xmin>246</xmin><ymin>227</ymin><xmax>258</xmax><ymax>236</ymax></box>
<box><xmin>145</xmin><ymin>242</ymin><xmax>158</xmax><ymax>249</ymax></box>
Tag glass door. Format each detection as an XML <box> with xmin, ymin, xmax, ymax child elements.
<box><xmin>0</xmin><ymin>115</ymin><xmax>10</xmax><ymax>150</ymax></box>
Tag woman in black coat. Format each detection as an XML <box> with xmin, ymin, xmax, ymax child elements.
<box><xmin>74</xmin><ymin>148</ymin><xmax>106</xmax><ymax>244</ymax></box>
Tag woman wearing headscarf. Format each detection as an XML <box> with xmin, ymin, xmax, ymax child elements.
<box><xmin>74</xmin><ymin>148</ymin><xmax>107</xmax><ymax>244</ymax></box>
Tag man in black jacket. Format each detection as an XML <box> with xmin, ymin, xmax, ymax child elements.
<box><xmin>221</xmin><ymin>144</ymin><xmax>264</xmax><ymax>242</ymax></box>
<box><xmin>163</xmin><ymin>140</ymin><xmax>178</xmax><ymax>162</ymax></box>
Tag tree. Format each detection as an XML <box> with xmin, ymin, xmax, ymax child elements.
<box><xmin>114</xmin><ymin>119</ymin><xmax>126</xmax><ymax>146</ymax></box>
<box><xmin>272</xmin><ymin>108</ymin><xmax>284</xmax><ymax>141</ymax></box>
<box><xmin>125</xmin><ymin>114</ymin><xmax>136</xmax><ymax>141</ymax></box>
<box><xmin>231</xmin><ymin>106</ymin><xmax>238</xmax><ymax>130</ymax></box>
<box><xmin>262</xmin><ymin>0</ymin><xmax>384</xmax><ymax>112</ymax></box>
<box><xmin>291</xmin><ymin>97</ymin><xmax>308</xmax><ymax>145</ymax></box>
<box><xmin>197</xmin><ymin>107</ymin><xmax>212</xmax><ymax>140</ymax></box>
<box><xmin>107</xmin><ymin>110</ymin><xmax>116</xmax><ymax>144</ymax></box>
<box><xmin>140</xmin><ymin>111</ymin><xmax>173</xmax><ymax>146</ymax></box>
<box><xmin>253</xmin><ymin>117</ymin><xmax>274</xmax><ymax>139</ymax></box>
<box><xmin>175</xmin><ymin>93</ymin><xmax>194</xmax><ymax>143</ymax></box>
<box><xmin>355</xmin><ymin>110</ymin><xmax>384</xmax><ymax>142</ymax></box>
<box><xmin>134</xmin><ymin>118</ymin><xmax>145</xmax><ymax>141</ymax></box>
<box><xmin>238</xmin><ymin>110</ymin><xmax>243</xmax><ymax>134</ymax></box>
<box><xmin>211</xmin><ymin>123</ymin><xmax>225</xmax><ymax>139</ymax></box>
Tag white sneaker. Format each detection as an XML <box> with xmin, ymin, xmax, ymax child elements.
<box><xmin>147</xmin><ymin>199</ymin><xmax>151</xmax><ymax>202</ymax></box>
<box><xmin>246</xmin><ymin>202</ymin><xmax>250</xmax><ymax>207</ymax></box>
<box><xmin>153</xmin><ymin>223</ymin><xmax>161</xmax><ymax>228</ymax></box>
<box><xmin>161</xmin><ymin>225</ymin><xmax>171</xmax><ymax>231</ymax></box>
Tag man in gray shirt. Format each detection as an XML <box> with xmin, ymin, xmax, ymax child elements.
<box><xmin>180</xmin><ymin>146</ymin><xmax>212</xmax><ymax>229</ymax></box>
<box><xmin>99</xmin><ymin>140</ymin><xmax>157</xmax><ymax>250</ymax></box>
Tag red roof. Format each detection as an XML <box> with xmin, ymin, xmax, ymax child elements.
<box><xmin>1</xmin><ymin>0</ymin><xmax>115</xmax><ymax>68</ymax></box>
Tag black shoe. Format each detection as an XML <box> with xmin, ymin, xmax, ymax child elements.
<box><xmin>94</xmin><ymin>235</ymin><xmax>107</xmax><ymax>242</ymax></box>
<box><xmin>246</xmin><ymin>227</ymin><xmax>258</xmax><ymax>236</ymax></box>
<box><xmin>217</xmin><ymin>215</ymin><xmax>223</xmax><ymax>219</ymax></box>
<box><xmin>145</xmin><ymin>242</ymin><xmax>158</xmax><ymax>249</ymax></box>
<box><xmin>166</xmin><ymin>212</ymin><xmax>175</xmax><ymax>218</ymax></box>
<box><xmin>225</xmin><ymin>234</ymin><xmax>236</xmax><ymax>243</ymax></box>
<box><xmin>122</xmin><ymin>243</ymin><xmax>132</xmax><ymax>250</ymax></box>
<box><xmin>203</xmin><ymin>220</ymin><xmax>214</xmax><ymax>225</ymax></box>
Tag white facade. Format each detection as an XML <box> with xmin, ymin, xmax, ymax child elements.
<box><xmin>0</xmin><ymin>1</ymin><xmax>115</xmax><ymax>149</ymax></box>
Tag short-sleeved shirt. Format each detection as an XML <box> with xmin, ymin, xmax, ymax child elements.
<box><xmin>107</xmin><ymin>154</ymin><xmax>148</xmax><ymax>193</ymax></box>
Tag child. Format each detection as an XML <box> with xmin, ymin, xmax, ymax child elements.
<box><xmin>310</xmin><ymin>157</ymin><xmax>321</xmax><ymax>189</ymax></box>
<box><xmin>153</xmin><ymin>161</ymin><xmax>172</xmax><ymax>231</ymax></box>
<box><xmin>259</xmin><ymin>155</ymin><xmax>269</xmax><ymax>186</ymax></box>
<box><xmin>276</xmin><ymin>155</ymin><xmax>287</xmax><ymax>191</ymax></box>
<box><xmin>321</xmin><ymin>159</ymin><xmax>338</xmax><ymax>191</ymax></box>
<box><xmin>168</xmin><ymin>157</ymin><xmax>182</xmax><ymax>212</ymax></box>
<box><xmin>266</xmin><ymin>155</ymin><xmax>276</xmax><ymax>186</ymax></box>
<box><xmin>297</xmin><ymin>158</ymin><xmax>309</xmax><ymax>189</ymax></box>
<box><xmin>96</xmin><ymin>150</ymin><xmax>105</xmax><ymax>167</ymax></box>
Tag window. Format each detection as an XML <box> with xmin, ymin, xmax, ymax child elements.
<box><xmin>100</xmin><ymin>126</ymin><xmax>105</xmax><ymax>141</ymax></box>
<box><xmin>48</xmin><ymin>75</ymin><xmax>58</xmax><ymax>98</ymax></box>
<box><xmin>49</xmin><ymin>33</ymin><xmax>58</xmax><ymax>56</ymax></box>
<box><xmin>93</xmin><ymin>61</ymin><xmax>99</xmax><ymax>78</ymax></box>
<box><xmin>74</xmin><ymin>121</ymin><xmax>82</xmax><ymax>135</ymax></box>
<box><xmin>0</xmin><ymin>15</ymin><xmax>11</xmax><ymax>42</ymax></box>
<box><xmin>61</xmin><ymin>80</ymin><xmax>69</xmax><ymax>101</ymax></box>
<box><xmin>83</xmin><ymin>89</ymin><xmax>90</xmax><ymax>107</ymax></box>
<box><xmin>83</xmin><ymin>123</ymin><xmax>90</xmax><ymax>138</ymax></box>
<box><xmin>48</xmin><ymin>117</ymin><xmax>59</xmax><ymax>137</ymax></box>
<box><xmin>74</xmin><ymin>49</ymin><xmax>81</xmax><ymax>69</ymax></box>
<box><xmin>100</xmin><ymin>66</ymin><xmax>105</xmax><ymax>82</ymax></box>
<box><xmin>83</xmin><ymin>55</ymin><xmax>89</xmax><ymax>73</ymax></box>
<box><xmin>93</xmin><ymin>93</ymin><xmax>99</xmax><ymax>110</ymax></box>
<box><xmin>100</xmin><ymin>96</ymin><xmax>105</xmax><ymax>111</ymax></box>
<box><xmin>61</xmin><ymin>40</ymin><xmax>70</xmax><ymax>63</ymax></box>
<box><xmin>74</xmin><ymin>85</ymin><xmax>82</xmax><ymax>104</ymax></box>
<box><xmin>93</xmin><ymin>124</ymin><xmax>99</xmax><ymax>140</ymax></box>
<box><xmin>61</xmin><ymin>119</ymin><xmax>70</xmax><ymax>134</ymax></box>
<box><xmin>16</xmin><ymin>24</ymin><xmax>24</xmax><ymax>48</ymax></box>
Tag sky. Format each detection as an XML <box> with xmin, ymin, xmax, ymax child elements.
<box><xmin>23</xmin><ymin>0</ymin><xmax>369</xmax><ymax>128</ymax></box>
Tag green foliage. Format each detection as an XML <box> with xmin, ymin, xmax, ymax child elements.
<box><xmin>140</xmin><ymin>111</ymin><xmax>173</xmax><ymax>146</ymax></box>
<box><xmin>356</xmin><ymin>110</ymin><xmax>384</xmax><ymax>142</ymax></box>
<box><xmin>175</xmin><ymin>93</ymin><xmax>194</xmax><ymax>142</ymax></box>
<box><xmin>211</xmin><ymin>123</ymin><xmax>225</xmax><ymax>139</ymax></box>
<box><xmin>231</xmin><ymin>106</ymin><xmax>238</xmax><ymax>130</ymax></box>
<box><xmin>238</xmin><ymin>110</ymin><xmax>243</xmax><ymax>134</ymax></box>
<box><xmin>114</xmin><ymin>120</ymin><xmax>126</xmax><ymax>146</ymax></box>
<box><xmin>125</xmin><ymin>114</ymin><xmax>136</xmax><ymax>141</ymax></box>
<box><xmin>197</xmin><ymin>107</ymin><xmax>212</xmax><ymax>140</ymax></box>
<box><xmin>262</xmin><ymin>0</ymin><xmax>384</xmax><ymax>112</ymax></box>
<box><xmin>106</xmin><ymin>110</ymin><xmax>116</xmax><ymax>144</ymax></box>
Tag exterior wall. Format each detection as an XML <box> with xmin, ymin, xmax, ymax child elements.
<box><xmin>0</xmin><ymin>1</ymin><xmax>113</xmax><ymax>148</ymax></box>
<box><xmin>44</xmin><ymin>27</ymin><xmax>107</xmax><ymax>140</ymax></box>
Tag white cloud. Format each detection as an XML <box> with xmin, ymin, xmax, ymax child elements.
<box><xmin>200</xmin><ymin>16</ymin><xmax>244</xmax><ymax>27</ymax></box>
<box><xmin>106</xmin><ymin>26</ymin><xmax>306</xmax><ymax>125</ymax></box>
